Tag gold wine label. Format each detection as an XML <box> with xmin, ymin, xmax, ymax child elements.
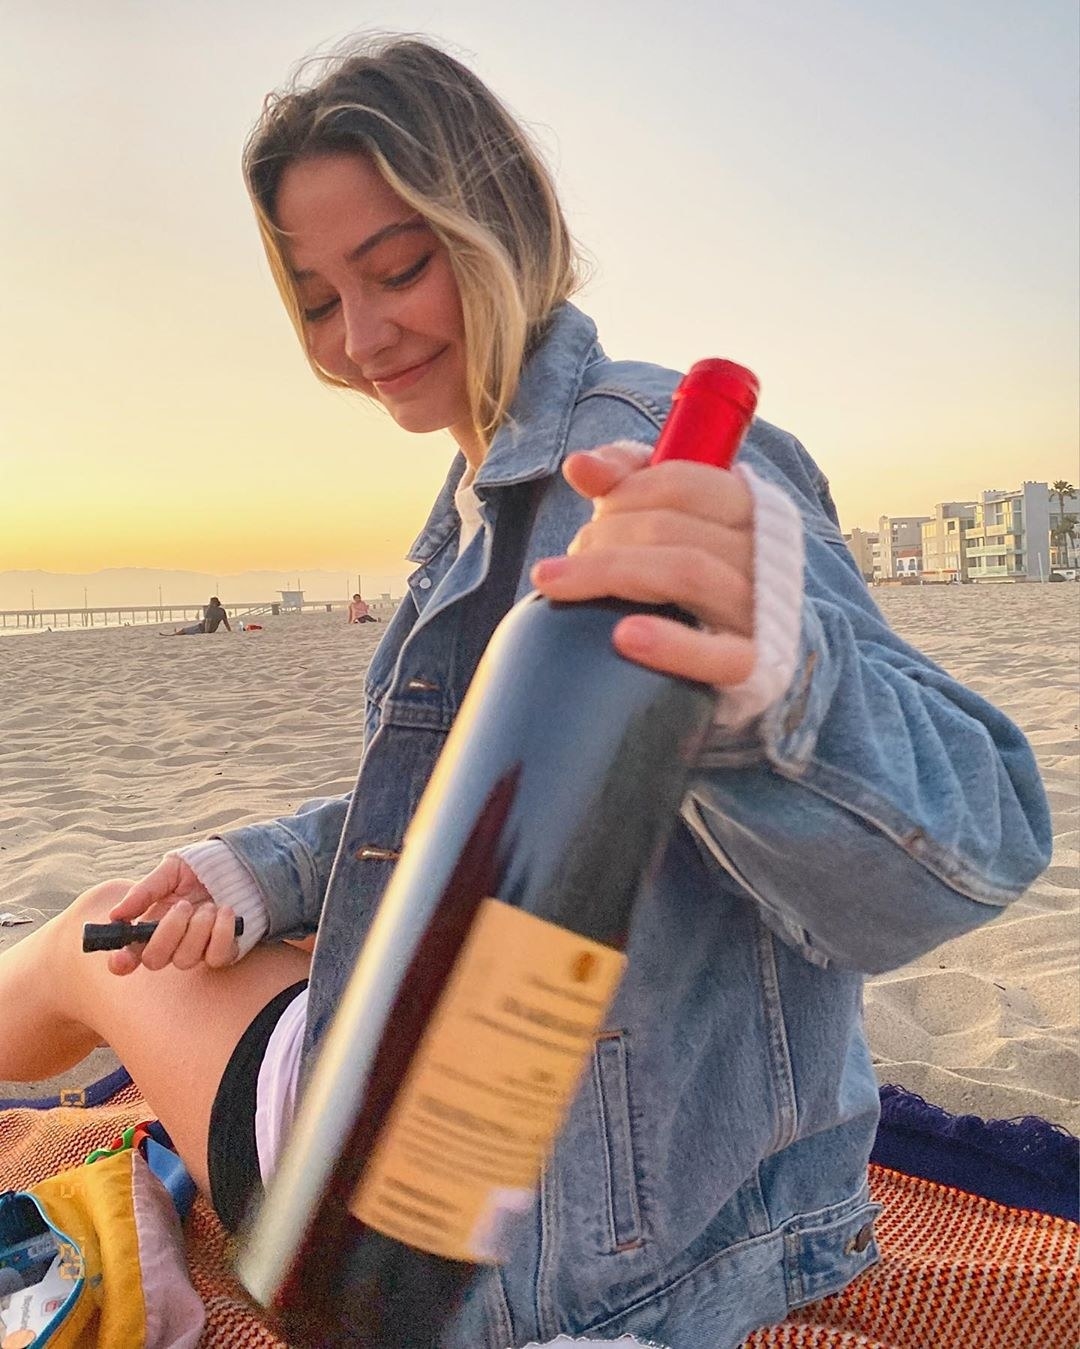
<box><xmin>350</xmin><ymin>898</ymin><xmax>626</xmax><ymax>1262</ymax></box>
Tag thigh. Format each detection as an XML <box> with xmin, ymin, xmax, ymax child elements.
<box><xmin>59</xmin><ymin>882</ymin><xmax>311</xmax><ymax>1197</ymax></box>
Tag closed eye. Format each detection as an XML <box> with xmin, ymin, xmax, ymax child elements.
<box><xmin>302</xmin><ymin>297</ymin><xmax>339</xmax><ymax>323</ymax></box>
<box><xmin>384</xmin><ymin>252</ymin><xmax>433</xmax><ymax>290</ymax></box>
<box><xmin>301</xmin><ymin>249</ymin><xmax>433</xmax><ymax>321</ymax></box>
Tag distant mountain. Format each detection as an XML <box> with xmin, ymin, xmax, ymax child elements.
<box><xmin>0</xmin><ymin>567</ymin><xmax>411</xmax><ymax>612</ymax></box>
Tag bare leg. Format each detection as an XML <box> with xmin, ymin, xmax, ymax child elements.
<box><xmin>0</xmin><ymin>880</ymin><xmax>311</xmax><ymax>1197</ymax></box>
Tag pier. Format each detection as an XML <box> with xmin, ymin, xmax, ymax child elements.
<box><xmin>0</xmin><ymin>598</ymin><xmax>378</xmax><ymax>632</ymax></box>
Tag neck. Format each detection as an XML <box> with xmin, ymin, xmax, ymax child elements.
<box><xmin>453</xmin><ymin>420</ymin><xmax>486</xmax><ymax>471</ymax></box>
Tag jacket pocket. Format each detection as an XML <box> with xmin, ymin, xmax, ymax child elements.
<box><xmin>592</xmin><ymin>1032</ymin><xmax>644</xmax><ymax>1252</ymax></box>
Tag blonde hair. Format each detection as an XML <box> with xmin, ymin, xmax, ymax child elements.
<box><xmin>243</xmin><ymin>35</ymin><xmax>584</xmax><ymax>447</ymax></box>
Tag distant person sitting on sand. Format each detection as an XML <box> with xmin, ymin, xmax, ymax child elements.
<box><xmin>173</xmin><ymin>596</ymin><xmax>232</xmax><ymax>635</ymax></box>
<box><xmin>203</xmin><ymin>597</ymin><xmax>231</xmax><ymax>632</ymax></box>
<box><xmin>347</xmin><ymin>593</ymin><xmax>377</xmax><ymax>623</ymax></box>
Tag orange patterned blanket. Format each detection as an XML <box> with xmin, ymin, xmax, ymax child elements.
<box><xmin>2</xmin><ymin>1085</ymin><xmax>1076</xmax><ymax>1348</ymax></box>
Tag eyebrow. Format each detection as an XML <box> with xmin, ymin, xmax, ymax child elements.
<box><xmin>292</xmin><ymin>218</ymin><xmax>429</xmax><ymax>282</ymax></box>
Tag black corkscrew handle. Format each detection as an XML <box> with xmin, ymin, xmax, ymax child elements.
<box><xmin>82</xmin><ymin>916</ymin><xmax>244</xmax><ymax>952</ymax></box>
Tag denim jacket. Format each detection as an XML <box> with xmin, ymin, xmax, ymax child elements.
<box><xmin>220</xmin><ymin>304</ymin><xmax>1050</xmax><ymax>1348</ymax></box>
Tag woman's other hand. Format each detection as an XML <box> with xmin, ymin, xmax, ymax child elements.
<box><xmin>105</xmin><ymin>854</ymin><xmax>239</xmax><ymax>975</ymax></box>
<box><xmin>531</xmin><ymin>442</ymin><xmax>756</xmax><ymax>688</ymax></box>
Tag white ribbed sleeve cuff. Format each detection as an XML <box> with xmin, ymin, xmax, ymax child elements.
<box><xmin>172</xmin><ymin>840</ymin><xmax>269</xmax><ymax>960</ymax></box>
<box><xmin>713</xmin><ymin>464</ymin><xmax>806</xmax><ymax>730</ymax></box>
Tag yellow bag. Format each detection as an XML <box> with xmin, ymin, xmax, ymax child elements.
<box><xmin>0</xmin><ymin>1132</ymin><xmax>204</xmax><ymax>1348</ymax></box>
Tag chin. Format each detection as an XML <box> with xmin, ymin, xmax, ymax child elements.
<box><xmin>387</xmin><ymin>404</ymin><xmax>456</xmax><ymax>437</ymax></box>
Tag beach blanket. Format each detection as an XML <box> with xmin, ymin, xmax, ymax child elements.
<box><xmin>1</xmin><ymin>1083</ymin><xmax>1076</xmax><ymax>1349</ymax></box>
<box><xmin>872</xmin><ymin>1083</ymin><xmax>1078</xmax><ymax>1222</ymax></box>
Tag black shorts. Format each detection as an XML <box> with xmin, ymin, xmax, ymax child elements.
<box><xmin>207</xmin><ymin>980</ymin><xmax>308</xmax><ymax>1232</ymax></box>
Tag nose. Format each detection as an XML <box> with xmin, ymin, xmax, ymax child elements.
<box><xmin>340</xmin><ymin>290</ymin><xmax>398</xmax><ymax>372</ymax></box>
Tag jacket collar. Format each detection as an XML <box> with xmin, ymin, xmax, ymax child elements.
<box><xmin>407</xmin><ymin>304</ymin><xmax>601</xmax><ymax>563</ymax></box>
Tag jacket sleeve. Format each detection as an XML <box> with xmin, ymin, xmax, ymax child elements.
<box><xmin>684</xmin><ymin>436</ymin><xmax>1052</xmax><ymax>976</ymax></box>
<box><xmin>213</xmin><ymin>792</ymin><xmax>352</xmax><ymax>939</ymax></box>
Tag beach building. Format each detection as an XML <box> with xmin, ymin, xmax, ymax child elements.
<box><xmin>843</xmin><ymin>528</ymin><xmax>880</xmax><ymax>582</ymax></box>
<box><xmin>878</xmin><ymin>515</ymin><xmax>932</xmax><ymax>579</ymax></box>
<box><xmin>966</xmin><ymin>482</ymin><xmax>1051</xmax><ymax>583</ymax></box>
<box><xmin>920</xmin><ymin>502</ymin><xmax>978</xmax><ymax>583</ymax></box>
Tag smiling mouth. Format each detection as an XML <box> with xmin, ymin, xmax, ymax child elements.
<box><xmin>369</xmin><ymin>348</ymin><xmax>447</xmax><ymax>392</ymax></box>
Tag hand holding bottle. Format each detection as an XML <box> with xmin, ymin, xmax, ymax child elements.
<box><xmin>532</xmin><ymin>439</ymin><xmax>757</xmax><ymax>690</ymax></box>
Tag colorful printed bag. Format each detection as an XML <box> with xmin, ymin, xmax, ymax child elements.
<box><xmin>0</xmin><ymin>1122</ymin><xmax>204</xmax><ymax>1348</ymax></box>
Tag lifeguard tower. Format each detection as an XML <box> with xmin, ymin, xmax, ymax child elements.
<box><xmin>276</xmin><ymin>589</ymin><xmax>304</xmax><ymax>615</ymax></box>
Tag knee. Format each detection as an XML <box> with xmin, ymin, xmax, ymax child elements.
<box><xmin>64</xmin><ymin>879</ymin><xmax>138</xmax><ymax>928</ymax></box>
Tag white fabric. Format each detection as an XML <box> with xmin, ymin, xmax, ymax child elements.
<box><xmin>173</xmin><ymin>840</ymin><xmax>269</xmax><ymax>960</ymax></box>
<box><xmin>516</xmin><ymin>1338</ymin><xmax>664</xmax><ymax>1347</ymax></box>
<box><xmin>713</xmin><ymin>462</ymin><xmax>805</xmax><ymax>729</ymax></box>
<box><xmin>254</xmin><ymin>985</ymin><xmax>309</xmax><ymax>1183</ymax></box>
<box><xmin>130</xmin><ymin>1151</ymin><xmax>207</xmax><ymax>1347</ymax></box>
<box><xmin>455</xmin><ymin>464</ymin><xmax>483</xmax><ymax>553</ymax></box>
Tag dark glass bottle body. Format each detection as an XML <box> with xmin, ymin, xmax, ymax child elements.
<box><xmin>237</xmin><ymin>361</ymin><xmax>758</xmax><ymax>1348</ymax></box>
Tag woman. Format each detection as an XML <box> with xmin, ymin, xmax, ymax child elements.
<box><xmin>348</xmin><ymin>592</ymin><xmax>377</xmax><ymax>622</ymax></box>
<box><xmin>0</xmin><ymin>37</ymin><xmax>1050</xmax><ymax>1349</ymax></box>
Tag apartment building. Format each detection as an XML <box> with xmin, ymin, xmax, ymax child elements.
<box><xmin>878</xmin><ymin>515</ymin><xmax>932</xmax><ymax>578</ymax></box>
<box><xmin>966</xmin><ymin>482</ymin><xmax>1051</xmax><ymax>583</ymax></box>
<box><xmin>843</xmin><ymin>528</ymin><xmax>880</xmax><ymax>581</ymax></box>
<box><xmin>920</xmin><ymin>502</ymin><xmax>978</xmax><ymax>582</ymax></box>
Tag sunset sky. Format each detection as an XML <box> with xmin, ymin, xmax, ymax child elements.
<box><xmin>5</xmin><ymin>1</ymin><xmax>1077</xmax><ymax>597</ymax></box>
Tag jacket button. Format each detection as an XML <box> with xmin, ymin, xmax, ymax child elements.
<box><xmin>845</xmin><ymin>1221</ymin><xmax>875</xmax><ymax>1255</ymax></box>
<box><xmin>418</xmin><ymin>577</ymin><xmax>432</xmax><ymax>589</ymax></box>
<box><xmin>355</xmin><ymin>845</ymin><xmax>401</xmax><ymax>862</ymax></box>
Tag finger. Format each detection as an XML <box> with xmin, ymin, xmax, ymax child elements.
<box><xmin>138</xmin><ymin>900</ymin><xmax>193</xmax><ymax>973</ymax></box>
<box><xmin>569</xmin><ymin>509</ymin><xmax>753</xmax><ymax>580</ymax></box>
<box><xmin>109</xmin><ymin>856</ymin><xmax>185</xmax><ymax>922</ymax></box>
<box><xmin>562</xmin><ymin>441</ymin><xmax>652</xmax><ymax>501</ymax></box>
<box><xmin>106</xmin><ymin>915</ymin><xmax>166</xmax><ymax>976</ymax></box>
<box><xmin>205</xmin><ymin>905</ymin><xmax>241</xmax><ymax>969</ymax></box>
<box><xmin>532</xmin><ymin>546</ymin><xmax>754</xmax><ymax>637</ymax></box>
<box><xmin>108</xmin><ymin>944</ymin><xmax>144</xmax><ymax>977</ymax></box>
<box><xmin>171</xmin><ymin>902</ymin><xmax>218</xmax><ymax>971</ymax></box>
<box><xmin>613</xmin><ymin>615</ymin><xmax>757</xmax><ymax>688</ymax></box>
<box><xmin>591</xmin><ymin>460</ymin><xmax>753</xmax><ymax>530</ymax></box>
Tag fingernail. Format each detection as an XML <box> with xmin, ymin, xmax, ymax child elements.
<box><xmin>532</xmin><ymin>558</ymin><xmax>567</xmax><ymax>584</ymax></box>
<box><xmin>608</xmin><ymin>439</ymin><xmax>651</xmax><ymax>458</ymax></box>
<box><xmin>617</xmin><ymin>616</ymin><xmax>655</xmax><ymax>651</ymax></box>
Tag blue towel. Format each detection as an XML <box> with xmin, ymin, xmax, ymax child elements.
<box><xmin>872</xmin><ymin>1084</ymin><xmax>1079</xmax><ymax>1222</ymax></box>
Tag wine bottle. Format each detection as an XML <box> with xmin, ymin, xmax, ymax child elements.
<box><xmin>236</xmin><ymin>359</ymin><xmax>760</xmax><ymax>1347</ymax></box>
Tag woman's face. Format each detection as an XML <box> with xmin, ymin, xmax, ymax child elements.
<box><xmin>274</xmin><ymin>153</ymin><xmax>473</xmax><ymax>451</ymax></box>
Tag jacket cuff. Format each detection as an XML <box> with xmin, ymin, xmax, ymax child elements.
<box><xmin>713</xmin><ymin>464</ymin><xmax>806</xmax><ymax>730</ymax></box>
<box><xmin>172</xmin><ymin>840</ymin><xmax>269</xmax><ymax>960</ymax></box>
<box><xmin>210</xmin><ymin>814</ymin><xmax>328</xmax><ymax>939</ymax></box>
<box><xmin>756</xmin><ymin>597</ymin><xmax>835</xmax><ymax>771</ymax></box>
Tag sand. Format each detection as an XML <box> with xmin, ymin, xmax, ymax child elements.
<box><xmin>1</xmin><ymin>589</ymin><xmax>1077</xmax><ymax>1130</ymax></box>
<box><xmin>866</xmin><ymin>585</ymin><xmax>1079</xmax><ymax>1133</ymax></box>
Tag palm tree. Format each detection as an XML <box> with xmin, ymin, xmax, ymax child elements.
<box><xmin>1051</xmin><ymin>515</ymin><xmax>1077</xmax><ymax>569</ymax></box>
<box><xmin>1050</xmin><ymin>481</ymin><xmax>1077</xmax><ymax>568</ymax></box>
<box><xmin>1051</xmin><ymin>480</ymin><xmax>1076</xmax><ymax>517</ymax></box>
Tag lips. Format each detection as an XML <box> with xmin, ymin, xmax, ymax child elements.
<box><xmin>368</xmin><ymin>347</ymin><xmax>447</xmax><ymax>394</ymax></box>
